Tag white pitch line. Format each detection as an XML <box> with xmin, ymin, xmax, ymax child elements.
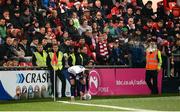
<box><xmin>57</xmin><ymin>101</ymin><xmax>152</xmax><ymax>111</ymax></box>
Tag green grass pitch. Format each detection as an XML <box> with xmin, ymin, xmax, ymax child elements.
<box><xmin>0</xmin><ymin>94</ymin><xmax>180</xmax><ymax>111</ymax></box>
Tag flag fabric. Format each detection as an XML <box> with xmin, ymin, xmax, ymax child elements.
<box><xmin>52</xmin><ymin>52</ymin><xmax>58</xmax><ymax>65</ymax></box>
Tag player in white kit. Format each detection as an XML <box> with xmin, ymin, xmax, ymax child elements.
<box><xmin>68</xmin><ymin>65</ymin><xmax>89</xmax><ymax>101</ymax></box>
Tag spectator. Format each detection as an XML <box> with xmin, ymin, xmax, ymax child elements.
<box><xmin>109</xmin><ymin>40</ymin><xmax>124</xmax><ymax>65</ymax></box>
<box><xmin>58</xmin><ymin>31</ymin><xmax>69</xmax><ymax>43</ymax></box>
<box><xmin>56</xmin><ymin>1</ymin><xmax>69</xmax><ymax>27</ymax></box>
<box><xmin>71</xmin><ymin>1</ymin><xmax>83</xmax><ymax>18</ymax></box>
<box><xmin>134</xmin><ymin>8</ymin><xmax>142</xmax><ymax>22</ymax></box>
<box><xmin>115</xmin><ymin>19</ymin><xmax>125</xmax><ymax>37</ymax></box>
<box><xmin>2</xmin><ymin>10</ymin><xmax>10</xmax><ymax>23</ymax></box>
<box><xmin>0</xmin><ymin>37</ymin><xmax>13</xmax><ymax>65</ymax></box>
<box><xmin>40</xmin><ymin>0</ymin><xmax>49</xmax><ymax>10</ymax></box>
<box><xmin>93</xmin><ymin>11</ymin><xmax>105</xmax><ymax>32</ymax></box>
<box><xmin>96</xmin><ymin>33</ymin><xmax>109</xmax><ymax>65</ymax></box>
<box><xmin>0</xmin><ymin>0</ymin><xmax>5</xmax><ymax>15</ymax></box>
<box><xmin>59</xmin><ymin>38</ymin><xmax>71</xmax><ymax>54</ymax></box>
<box><xmin>141</xmin><ymin>1</ymin><xmax>155</xmax><ymax>20</ymax></box>
<box><xmin>45</xmin><ymin>27</ymin><xmax>56</xmax><ymax>43</ymax></box>
<box><xmin>35</xmin><ymin>27</ymin><xmax>46</xmax><ymax>42</ymax></box>
<box><xmin>30</xmin><ymin>38</ymin><xmax>39</xmax><ymax>53</ymax></box>
<box><xmin>19</xmin><ymin>37</ymin><xmax>32</xmax><ymax>56</ymax></box>
<box><xmin>76</xmin><ymin>36</ymin><xmax>95</xmax><ymax>61</ymax></box>
<box><xmin>41</xmin><ymin>38</ymin><xmax>49</xmax><ymax>51</ymax></box>
<box><xmin>72</xmin><ymin>12</ymin><xmax>81</xmax><ymax>30</ymax></box>
<box><xmin>129</xmin><ymin>40</ymin><xmax>145</xmax><ymax>67</ymax></box>
<box><xmin>171</xmin><ymin>39</ymin><xmax>180</xmax><ymax>78</ymax></box>
<box><xmin>104</xmin><ymin>19</ymin><xmax>118</xmax><ymax>42</ymax></box>
<box><xmin>54</xmin><ymin>26</ymin><xmax>64</xmax><ymax>42</ymax></box>
<box><xmin>20</xmin><ymin>8</ymin><xmax>32</xmax><ymax>29</ymax></box>
<box><xmin>68</xmin><ymin>46</ymin><xmax>84</xmax><ymax>66</ymax></box>
<box><xmin>126</xmin><ymin>18</ymin><xmax>135</xmax><ymax>33</ymax></box>
<box><xmin>49</xmin><ymin>0</ymin><xmax>57</xmax><ymax>10</ymax></box>
<box><xmin>79</xmin><ymin>20</ymin><xmax>92</xmax><ymax>35</ymax></box>
<box><xmin>124</xmin><ymin>7</ymin><xmax>134</xmax><ymax>24</ymax></box>
<box><xmin>66</xmin><ymin>18</ymin><xmax>80</xmax><ymax>41</ymax></box>
<box><xmin>142</xmin><ymin>19</ymin><xmax>154</xmax><ymax>37</ymax></box>
<box><xmin>11</xmin><ymin>8</ymin><xmax>21</xmax><ymax>29</ymax></box>
<box><xmin>32</xmin><ymin>43</ymin><xmax>47</xmax><ymax>67</ymax></box>
<box><xmin>4</xmin><ymin>0</ymin><xmax>14</xmax><ymax>16</ymax></box>
<box><xmin>80</xmin><ymin>45</ymin><xmax>94</xmax><ymax>66</ymax></box>
<box><xmin>11</xmin><ymin>38</ymin><xmax>25</xmax><ymax>60</ymax></box>
<box><xmin>0</xmin><ymin>17</ymin><xmax>7</xmax><ymax>43</ymax></box>
<box><xmin>48</xmin><ymin>10</ymin><xmax>62</xmax><ymax>28</ymax></box>
<box><xmin>92</xmin><ymin>22</ymin><xmax>99</xmax><ymax>32</ymax></box>
<box><xmin>110</xmin><ymin>1</ymin><xmax>121</xmax><ymax>20</ymax></box>
<box><xmin>94</xmin><ymin>0</ymin><xmax>105</xmax><ymax>18</ymax></box>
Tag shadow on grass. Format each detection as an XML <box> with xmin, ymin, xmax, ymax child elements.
<box><xmin>0</xmin><ymin>97</ymin><xmax>68</xmax><ymax>105</ymax></box>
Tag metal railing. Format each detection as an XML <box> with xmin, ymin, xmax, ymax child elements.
<box><xmin>0</xmin><ymin>65</ymin><xmax>130</xmax><ymax>71</ymax></box>
<box><xmin>0</xmin><ymin>66</ymin><xmax>48</xmax><ymax>70</ymax></box>
<box><xmin>165</xmin><ymin>54</ymin><xmax>180</xmax><ymax>78</ymax></box>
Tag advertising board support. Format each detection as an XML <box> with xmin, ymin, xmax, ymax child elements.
<box><xmin>53</xmin><ymin>69</ymin><xmax>56</xmax><ymax>101</ymax></box>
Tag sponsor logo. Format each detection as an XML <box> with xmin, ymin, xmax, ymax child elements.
<box><xmin>16</xmin><ymin>73</ymin><xmax>25</xmax><ymax>83</ymax></box>
<box><xmin>89</xmin><ymin>70</ymin><xmax>101</xmax><ymax>95</ymax></box>
<box><xmin>116</xmin><ymin>80</ymin><xmax>146</xmax><ymax>86</ymax></box>
<box><xmin>16</xmin><ymin>72</ymin><xmax>50</xmax><ymax>84</ymax></box>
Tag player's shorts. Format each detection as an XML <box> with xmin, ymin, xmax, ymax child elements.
<box><xmin>69</xmin><ymin>73</ymin><xmax>76</xmax><ymax>80</ymax></box>
<box><xmin>69</xmin><ymin>72</ymin><xmax>84</xmax><ymax>80</ymax></box>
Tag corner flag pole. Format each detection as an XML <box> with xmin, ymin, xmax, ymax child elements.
<box><xmin>52</xmin><ymin>52</ymin><xmax>58</xmax><ymax>102</ymax></box>
<box><xmin>54</xmin><ymin>68</ymin><xmax>56</xmax><ymax>102</ymax></box>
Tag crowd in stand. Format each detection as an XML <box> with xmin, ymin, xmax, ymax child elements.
<box><xmin>0</xmin><ymin>0</ymin><xmax>179</xmax><ymax>76</ymax></box>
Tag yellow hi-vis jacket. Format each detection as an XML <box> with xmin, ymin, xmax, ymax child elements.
<box><xmin>34</xmin><ymin>50</ymin><xmax>47</xmax><ymax>67</ymax></box>
<box><xmin>70</xmin><ymin>53</ymin><xmax>83</xmax><ymax>66</ymax></box>
<box><xmin>49</xmin><ymin>52</ymin><xmax>63</xmax><ymax>71</ymax></box>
